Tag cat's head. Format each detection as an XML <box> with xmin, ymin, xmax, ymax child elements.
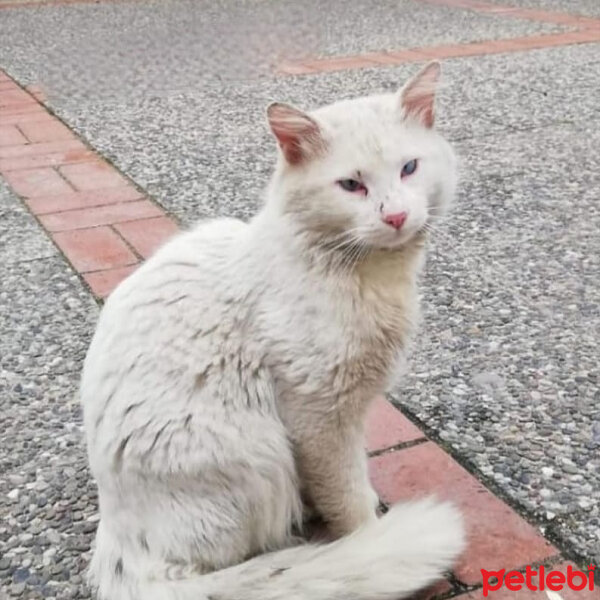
<box><xmin>266</xmin><ymin>62</ymin><xmax>456</xmax><ymax>251</ymax></box>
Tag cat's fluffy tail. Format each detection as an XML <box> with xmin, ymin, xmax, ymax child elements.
<box><xmin>143</xmin><ymin>497</ymin><xmax>465</xmax><ymax>600</ymax></box>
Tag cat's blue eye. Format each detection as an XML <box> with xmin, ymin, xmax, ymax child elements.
<box><xmin>337</xmin><ymin>179</ymin><xmax>367</xmax><ymax>194</ymax></box>
<box><xmin>401</xmin><ymin>159</ymin><xmax>418</xmax><ymax>178</ymax></box>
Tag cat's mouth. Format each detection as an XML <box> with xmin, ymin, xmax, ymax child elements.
<box><xmin>315</xmin><ymin>223</ymin><xmax>425</xmax><ymax>263</ymax></box>
<box><xmin>375</xmin><ymin>225</ymin><xmax>426</xmax><ymax>250</ymax></box>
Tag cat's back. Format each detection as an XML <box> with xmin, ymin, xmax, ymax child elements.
<box><xmin>99</xmin><ymin>216</ymin><xmax>248</xmax><ymax>326</ymax></box>
<box><xmin>80</xmin><ymin>217</ymin><xmax>250</xmax><ymax>434</ymax></box>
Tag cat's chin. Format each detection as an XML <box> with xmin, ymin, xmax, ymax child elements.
<box><xmin>371</xmin><ymin>229</ymin><xmax>426</xmax><ymax>252</ymax></box>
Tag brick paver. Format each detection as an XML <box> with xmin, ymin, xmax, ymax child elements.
<box><xmin>83</xmin><ymin>265</ymin><xmax>139</xmax><ymax>299</ymax></box>
<box><xmin>0</xmin><ymin>124</ymin><xmax>27</xmax><ymax>146</ymax></box>
<box><xmin>114</xmin><ymin>216</ymin><xmax>179</xmax><ymax>259</ymax></box>
<box><xmin>0</xmin><ymin>138</ymin><xmax>85</xmax><ymax>159</ymax></box>
<box><xmin>52</xmin><ymin>226</ymin><xmax>138</xmax><ymax>272</ymax></box>
<box><xmin>0</xmin><ymin>87</ymin><xmax>36</xmax><ymax>107</ymax></box>
<box><xmin>366</xmin><ymin>395</ymin><xmax>425</xmax><ymax>453</ymax></box>
<box><xmin>0</xmin><ymin>148</ymin><xmax>94</xmax><ymax>171</ymax></box>
<box><xmin>2</xmin><ymin>166</ymin><xmax>74</xmax><ymax>197</ymax></box>
<box><xmin>18</xmin><ymin>119</ymin><xmax>75</xmax><ymax>142</ymax></box>
<box><xmin>59</xmin><ymin>160</ymin><xmax>130</xmax><ymax>191</ymax></box>
<box><xmin>25</xmin><ymin>186</ymin><xmax>145</xmax><ymax>215</ymax></box>
<box><xmin>39</xmin><ymin>199</ymin><xmax>164</xmax><ymax>232</ymax></box>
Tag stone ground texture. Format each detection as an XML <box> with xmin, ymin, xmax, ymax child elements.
<box><xmin>0</xmin><ymin>0</ymin><xmax>599</xmax><ymax>598</ymax></box>
<box><xmin>0</xmin><ymin>180</ymin><xmax>99</xmax><ymax>599</ymax></box>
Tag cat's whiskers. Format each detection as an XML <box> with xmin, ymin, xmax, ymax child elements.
<box><xmin>350</xmin><ymin>242</ymin><xmax>370</xmax><ymax>275</ymax></box>
<box><xmin>333</xmin><ymin>231</ymin><xmax>371</xmax><ymax>278</ymax></box>
<box><xmin>426</xmin><ymin>210</ymin><xmax>452</xmax><ymax>225</ymax></box>
<box><xmin>422</xmin><ymin>222</ymin><xmax>446</xmax><ymax>237</ymax></box>
<box><xmin>313</xmin><ymin>239</ymin><xmax>357</xmax><ymax>273</ymax></box>
<box><xmin>339</xmin><ymin>240</ymin><xmax>365</xmax><ymax>277</ymax></box>
<box><xmin>336</xmin><ymin>234</ymin><xmax>360</xmax><ymax>272</ymax></box>
<box><xmin>312</xmin><ymin>227</ymin><xmax>370</xmax><ymax>276</ymax></box>
<box><xmin>309</xmin><ymin>234</ymin><xmax>353</xmax><ymax>268</ymax></box>
<box><xmin>317</xmin><ymin>226</ymin><xmax>363</xmax><ymax>252</ymax></box>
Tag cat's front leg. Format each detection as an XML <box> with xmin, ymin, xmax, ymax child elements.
<box><xmin>291</xmin><ymin>413</ymin><xmax>379</xmax><ymax>538</ymax></box>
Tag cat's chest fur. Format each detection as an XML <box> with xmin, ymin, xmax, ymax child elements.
<box><xmin>256</xmin><ymin>243</ymin><xmax>424</xmax><ymax>403</ymax></box>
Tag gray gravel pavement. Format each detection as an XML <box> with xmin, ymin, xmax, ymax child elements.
<box><xmin>0</xmin><ymin>0</ymin><xmax>561</xmax><ymax>94</ymax></box>
<box><xmin>1</xmin><ymin>0</ymin><xmax>599</xmax><ymax>597</ymax></box>
<box><xmin>0</xmin><ymin>181</ymin><xmax>98</xmax><ymax>599</ymax></box>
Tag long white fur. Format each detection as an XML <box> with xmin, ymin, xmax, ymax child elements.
<box><xmin>81</xmin><ymin>62</ymin><xmax>463</xmax><ymax>600</ymax></box>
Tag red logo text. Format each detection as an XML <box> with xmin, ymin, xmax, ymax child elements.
<box><xmin>482</xmin><ymin>565</ymin><xmax>596</xmax><ymax>596</ymax></box>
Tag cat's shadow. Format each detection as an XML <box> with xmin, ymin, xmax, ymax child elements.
<box><xmin>294</xmin><ymin>514</ymin><xmax>332</xmax><ymax>544</ymax></box>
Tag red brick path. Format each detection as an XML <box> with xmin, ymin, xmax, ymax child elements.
<box><xmin>1</xmin><ymin>1</ymin><xmax>598</xmax><ymax>596</ymax></box>
<box><xmin>0</xmin><ymin>72</ymin><xmax>178</xmax><ymax>298</ymax></box>
<box><xmin>276</xmin><ymin>0</ymin><xmax>600</xmax><ymax>75</ymax></box>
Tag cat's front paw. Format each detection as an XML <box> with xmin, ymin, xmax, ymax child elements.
<box><xmin>302</xmin><ymin>499</ymin><xmax>320</xmax><ymax>523</ymax></box>
<box><xmin>366</xmin><ymin>484</ymin><xmax>381</xmax><ymax>512</ymax></box>
<box><xmin>328</xmin><ymin>490</ymin><xmax>379</xmax><ymax>537</ymax></box>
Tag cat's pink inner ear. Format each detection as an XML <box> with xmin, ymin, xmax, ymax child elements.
<box><xmin>399</xmin><ymin>61</ymin><xmax>441</xmax><ymax>128</ymax></box>
<box><xmin>267</xmin><ymin>103</ymin><xmax>324</xmax><ymax>165</ymax></box>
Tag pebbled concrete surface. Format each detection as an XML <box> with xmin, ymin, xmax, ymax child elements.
<box><xmin>0</xmin><ymin>0</ymin><xmax>561</xmax><ymax>94</ymax></box>
<box><xmin>0</xmin><ymin>181</ymin><xmax>98</xmax><ymax>599</ymax></box>
<box><xmin>0</xmin><ymin>0</ymin><xmax>599</xmax><ymax>597</ymax></box>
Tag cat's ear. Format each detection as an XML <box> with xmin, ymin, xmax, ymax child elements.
<box><xmin>267</xmin><ymin>102</ymin><xmax>326</xmax><ymax>165</ymax></box>
<box><xmin>398</xmin><ymin>61</ymin><xmax>441</xmax><ymax>128</ymax></box>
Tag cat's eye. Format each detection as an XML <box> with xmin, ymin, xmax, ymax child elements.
<box><xmin>337</xmin><ymin>179</ymin><xmax>367</xmax><ymax>194</ymax></box>
<box><xmin>401</xmin><ymin>159</ymin><xmax>418</xmax><ymax>178</ymax></box>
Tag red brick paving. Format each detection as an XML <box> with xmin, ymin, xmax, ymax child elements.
<box><xmin>0</xmin><ymin>124</ymin><xmax>27</xmax><ymax>146</ymax></box>
<box><xmin>366</xmin><ymin>395</ymin><xmax>425</xmax><ymax>453</ymax></box>
<box><xmin>415</xmin><ymin>578</ymin><xmax>454</xmax><ymax>600</ymax></box>
<box><xmin>59</xmin><ymin>159</ymin><xmax>129</xmax><ymax>191</ymax></box>
<box><xmin>276</xmin><ymin>0</ymin><xmax>600</xmax><ymax>75</ymax></box>
<box><xmin>300</xmin><ymin>54</ymin><xmax>384</xmax><ymax>73</ymax></box>
<box><xmin>0</xmin><ymin>87</ymin><xmax>36</xmax><ymax>107</ymax></box>
<box><xmin>82</xmin><ymin>265</ymin><xmax>139</xmax><ymax>299</ymax></box>
<box><xmin>25</xmin><ymin>186</ymin><xmax>144</xmax><ymax>215</ymax></box>
<box><xmin>0</xmin><ymin>103</ymin><xmax>43</xmax><ymax>116</ymax></box>
<box><xmin>24</xmin><ymin>83</ymin><xmax>46</xmax><ymax>102</ymax></box>
<box><xmin>0</xmin><ymin>109</ymin><xmax>49</xmax><ymax>126</ymax></box>
<box><xmin>0</xmin><ymin>147</ymin><xmax>94</xmax><ymax>171</ymax></box>
<box><xmin>0</xmin><ymin>1</ymin><xmax>595</xmax><ymax>590</ymax></box>
<box><xmin>421</xmin><ymin>0</ymin><xmax>600</xmax><ymax>29</ymax></box>
<box><xmin>0</xmin><ymin>138</ymin><xmax>85</xmax><ymax>158</ymax></box>
<box><xmin>38</xmin><ymin>199</ymin><xmax>164</xmax><ymax>232</ymax></box>
<box><xmin>52</xmin><ymin>226</ymin><xmax>138</xmax><ymax>272</ymax></box>
<box><xmin>0</xmin><ymin>75</ymin><xmax>176</xmax><ymax>293</ymax></box>
<box><xmin>373</xmin><ymin>49</ymin><xmax>436</xmax><ymax>64</ymax></box>
<box><xmin>2</xmin><ymin>166</ymin><xmax>74</xmax><ymax>197</ymax></box>
<box><xmin>114</xmin><ymin>215</ymin><xmax>179</xmax><ymax>259</ymax></box>
<box><xmin>18</xmin><ymin>119</ymin><xmax>75</xmax><ymax>142</ymax></box>
<box><xmin>370</xmin><ymin>443</ymin><xmax>557</xmax><ymax>585</ymax></box>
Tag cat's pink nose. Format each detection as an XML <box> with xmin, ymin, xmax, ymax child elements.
<box><xmin>383</xmin><ymin>211</ymin><xmax>408</xmax><ymax>230</ymax></box>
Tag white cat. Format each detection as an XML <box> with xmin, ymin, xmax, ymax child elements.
<box><xmin>81</xmin><ymin>61</ymin><xmax>464</xmax><ymax>600</ymax></box>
